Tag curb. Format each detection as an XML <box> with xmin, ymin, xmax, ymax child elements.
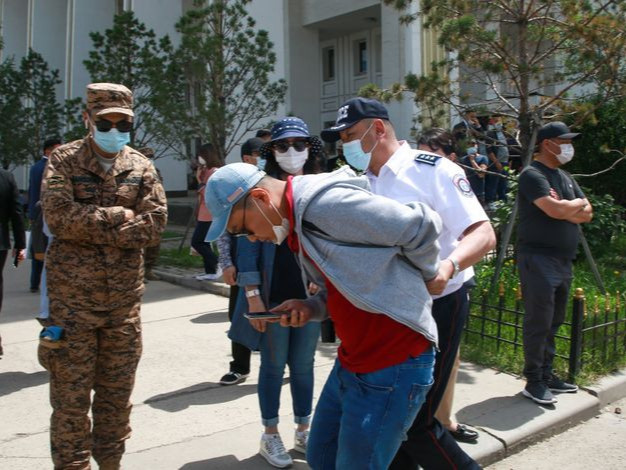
<box><xmin>583</xmin><ymin>369</ymin><xmax>626</xmax><ymax>407</ymax></box>
<box><xmin>471</xmin><ymin>368</ymin><xmax>626</xmax><ymax>467</ymax></box>
<box><xmin>152</xmin><ymin>268</ymin><xmax>230</xmax><ymax>298</ymax></box>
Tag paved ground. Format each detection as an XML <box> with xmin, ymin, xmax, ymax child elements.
<box><xmin>2</xmin><ymin>260</ymin><xmax>625</xmax><ymax>469</ymax></box>
<box><xmin>487</xmin><ymin>397</ymin><xmax>626</xmax><ymax>469</ymax></box>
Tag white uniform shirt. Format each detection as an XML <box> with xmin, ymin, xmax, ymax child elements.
<box><xmin>367</xmin><ymin>141</ymin><xmax>489</xmax><ymax>299</ymax></box>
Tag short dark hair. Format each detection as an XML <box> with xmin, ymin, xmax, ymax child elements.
<box><xmin>255</xmin><ymin>129</ymin><xmax>271</xmax><ymax>139</ymax></box>
<box><xmin>417</xmin><ymin>128</ymin><xmax>456</xmax><ymax>156</ymax></box>
<box><xmin>43</xmin><ymin>138</ymin><xmax>62</xmax><ymax>153</ymax></box>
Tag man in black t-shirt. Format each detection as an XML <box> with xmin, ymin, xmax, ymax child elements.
<box><xmin>517</xmin><ymin>122</ymin><xmax>593</xmax><ymax>405</ymax></box>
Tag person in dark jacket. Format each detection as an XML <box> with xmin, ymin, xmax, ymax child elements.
<box><xmin>0</xmin><ymin>168</ymin><xmax>27</xmax><ymax>356</ymax></box>
<box><xmin>28</xmin><ymin>138</ymin><xmax>61</xmax><ymax>292</ymax></box>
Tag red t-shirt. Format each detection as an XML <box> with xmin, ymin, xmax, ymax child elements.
<box><xmin>284</xmin><ymin>177</ymin><xmax>430</xmax><ymax>373</ymax></box>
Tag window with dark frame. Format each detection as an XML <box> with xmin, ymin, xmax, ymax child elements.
<box><xmin>323</xmin><ymin>47</ymin><xmax>335</xmax><ymax>82</ymax></box>
<box><xmin>355</xmin><ymin>40</ymin><xmax>368</xmax><ymax>75</ymax></box>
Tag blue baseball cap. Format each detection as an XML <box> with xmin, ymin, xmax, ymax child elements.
<box><xmin>204</xmin><ymin>163</ymin><xmax>265</xmax><ymax>242</ymax></box>
<box><xmin>321</xmin><ymin>98</ymin><xmax>390</xmax><ymax>142</ymax></box>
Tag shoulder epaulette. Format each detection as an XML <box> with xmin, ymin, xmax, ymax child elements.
<box><xmin>414</xmin><ymin>153</ymin><xmax>440</xmax><ymax>166</ymax></box>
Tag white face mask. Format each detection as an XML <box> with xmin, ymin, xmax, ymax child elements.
<box><xmin>555</xmin><ymin>143</ymin><xmax>575</xmax><ymax>164</ymax></box>
<box><xmin>274</xmin><ymin>147</ymin><xmax>308</xmax><ymax>174</ymax></box>
<box><xmin>252</xmin><ymin>198</ymin><xmax>290</xmax><ymax>245</ymax></box>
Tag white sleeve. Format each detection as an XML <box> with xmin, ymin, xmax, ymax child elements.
<box><xmin>432</xmin><ymin>159</ymin><xmax>489</xmax><ymax>240</ymax></box>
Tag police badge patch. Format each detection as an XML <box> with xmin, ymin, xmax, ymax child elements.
<box><xmin>453</xmin><ymin>174</ymin><xmax>474</xmax><ymax>197</ymax></box>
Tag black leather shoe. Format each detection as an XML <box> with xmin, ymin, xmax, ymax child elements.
<box><xmin>449</xmin><ymin>424</ymin><xmax>479</xmax><ymax>443</ymax></box>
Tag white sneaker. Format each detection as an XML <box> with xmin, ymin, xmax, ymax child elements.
<box><xmin>194</xmin><ymin>268</ymin><xmax>222</xmax><ymax>281</ymax></box>
<box><xmin>260</xmin><ymin>433</ymin><xmax>292</xmax><ymax>468</ymax></box>
<box><xmin>293</xmin><ymin>429</ymin><xmax>308</xmax><ymax>454</ymax></box>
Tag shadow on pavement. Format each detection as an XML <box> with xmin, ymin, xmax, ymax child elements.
<box><xmin>142</xmin><ymin>280</ymin><xmax>211</xmax><ymax>305</ymax></box>
<box><xmin>145</xmin><ymin>381</ymin><xmax>267</xmax><ymax>412</ymax></box>
<box><xmin>456</xmin><ymin>393</ymin><xmax>552</xmax><ymax>430</ymax></box>
<box><xmin>190</xmin><ymin>311</ymin><xmax>229</xmax><ymax>324</ymax></box>
<box><xmin>180</xmin><ymin>452</ymin><xmax>308</xmax><ymax>469</ymax></box>
<box><xmin>0</xmin><ymin>370</ymin><xmax>48</xmax><ymax>397</ymax></box>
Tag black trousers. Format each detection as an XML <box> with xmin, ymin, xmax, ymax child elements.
<box><xmin>0</xmin><ymin>250</ymin><xmax>7</xmax><ymax>353</ymax></box>
<box><xmin>518</xmin><ymin>252</ymin><xmax>573</xmax><ymax>382</ymax></box>
<box><xmin>191</xmin><ymin>221</ymin><xmax>218</xmax><ymax>274</ymax></box>
<box><xmin>390</xmin><ymin>285</ymin><xmax>480</xmax><ymax>470</ymax></box>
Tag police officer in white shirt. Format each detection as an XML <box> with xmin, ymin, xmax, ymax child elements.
<box><xmin>322</xmin><ymin>99</ymin><xmax>496</xmax><ymax>470</ymax></box>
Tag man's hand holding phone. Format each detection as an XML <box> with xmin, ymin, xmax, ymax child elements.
<box><xmin>271</xmin><ymin>299</ymin><xmax>313</xmax><ymax>328</ymax></box>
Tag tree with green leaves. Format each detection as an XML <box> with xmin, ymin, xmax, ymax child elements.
<box><xmin>84</xmin><ymin>10</ymin><xmax>188</xmax><ymax>159</ymax></box>
<box><xmin>367</xmin><ymin>1</ymin><xmax>626</xmax><ymax>290</ymax></box>
<box><xmin>370</xmin><ymin>0</ymin><xmax>626</xmax><ymax>165</ymax></box>
<box><xmin>0</xmin><ymin>49</ymin><xmax>82</xmax><ymax>169</ymax></box>
<box><xmin>175</xmin><ymin>0</ymin><xmax>287</xmax><ymax>163</ymax></box>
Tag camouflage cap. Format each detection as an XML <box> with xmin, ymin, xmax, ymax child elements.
<box><xmin>86</xmin><ymin>83</ymin><xmax>134</xmax><ymax>117</ymax></box>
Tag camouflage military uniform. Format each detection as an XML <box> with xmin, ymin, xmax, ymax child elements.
<box><xmin>39</xmin><ymin>83</ymin><xmax>167</xmax><ymax>470</ymax></box>
<box><xmin>137</xmin><ymin>147</ymin><xmax>162</xmax><ymax>280</ymax></box>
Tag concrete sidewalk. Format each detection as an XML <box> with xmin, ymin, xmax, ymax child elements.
<box><xmin>147</xmin><ymin>266</ymin><xmax>626</xmax><ymax>468</ymax></box>
<box><xmin>1</xmin><ymin>262</ymin><xmax>625</xmax><ymax>469</ymax></box>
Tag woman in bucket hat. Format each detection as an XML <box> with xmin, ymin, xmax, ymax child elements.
<box><xmin>230</xmin><ymin>117</ymin><xmax>324</xmax><ymax>468</ymax></box>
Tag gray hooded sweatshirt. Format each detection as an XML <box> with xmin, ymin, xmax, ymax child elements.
<box><xmin>291</xmin><ymin>166</ymin><xmax>442</xmax><ymax>346</ymax></box>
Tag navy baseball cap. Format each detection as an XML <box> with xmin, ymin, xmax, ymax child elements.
<box><xmin>321</xmin><ymin>98</ymin><xmax>390</xmax><ymax>142</ymax></box>
<box><xmin>204</xmin><ymin>163</ymin><xmax>265</xmax><ymax>242</ymax></box>
<box><xmin>537</xmin><ymin>121</ymin><xmax>580</xmax><ymax>142</ymax></box>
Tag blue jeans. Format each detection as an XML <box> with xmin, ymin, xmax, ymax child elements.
<box><xmin>390</xmin><ymin>285</ymin><xmax>479</xmax><ymax>470</ymax></box>
<box><xmin>307</xmin><ymin>348</ymin><xmax>435</xmax><ymax>470</ymax></box>
<box><xmin>258</xmin><ymin>321</ymin><xmax>320</xmax><ymax>427</ymax></box>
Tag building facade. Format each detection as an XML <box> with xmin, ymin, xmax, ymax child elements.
<box><xmin>1</xmin><ymin>0</ymin><xmax>444</xmax><ymax>193</ymax></box>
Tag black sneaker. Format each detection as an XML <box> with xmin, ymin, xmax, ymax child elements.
<box><xmin>522</xmin><ymin>381</ymin><xmax>557</xmax><ymax>404</ymax></box>
<box><xmin>546</xmin><ymin>374</ymin><xmax>578</xmax><ymax>393</ymax></box>
<box><xmin>219</xmin><ymin>371</ymin><xmax>249</xmax><ymax>386</ymax></box>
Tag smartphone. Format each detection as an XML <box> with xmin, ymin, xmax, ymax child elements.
<box><xmin>244</xmin><ymin>311</ymin><xmax>290</xmax><ymax>320</ymax></box>
<box><xmin>12</xmin><ymin>252</ymin><xmax>19</xmax><ymax>268</ymax></box>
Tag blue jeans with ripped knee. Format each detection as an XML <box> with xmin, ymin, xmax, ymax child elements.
<box><xmin>307</xmin><ymin>347</ymin><xmax>435</xmax><ymax>470</ymax></box>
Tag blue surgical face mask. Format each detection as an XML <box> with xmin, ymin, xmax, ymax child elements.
<box><xmin>466</xmin><ymin>147</ymin><xmax>477</xmax><ymax>155</ymax></box>
<box><xmin>92</xmin><ymin>127</ymin><xmax>130</xmax><ymax>154</ymax></box>
<box><xmin>343</xmin><ymin>122</ymin><xmax>379</xmax><ymax>171</ymax></box>
<box><xmin>256</xmin><ymin>157</ymin><xmax>267</xmax><ymax>171</ymax></box>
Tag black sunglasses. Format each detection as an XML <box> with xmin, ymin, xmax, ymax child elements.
<box><xmin>272</xmin><ymin>140</ymin><xmax>308</xmax><ymax>153</ymax></box>
<box><xmin>94</xmin><ymin>119</ymin><xmax>133</xmax><ymax>133</ymax></box>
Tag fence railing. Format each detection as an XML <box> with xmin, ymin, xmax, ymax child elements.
<box><xmin>464</xmin><ymin>285</ymin><xmax>626</xmax><ymax>381</ymax></box>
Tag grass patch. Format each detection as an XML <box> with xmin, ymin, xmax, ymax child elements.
<box><xmin>462</xmin><ymin>257</ymin><xmax>626</xmax><ymax>383</ymax></box>
<box><xmin>161</xmin><ymin>230</ymin><xmax>184</xmax><ymax>239</ymax></box>
<box><xmin>158</xmin><ymin>247</ymin><xmax>204</xmax><ymax>269</ymax></box>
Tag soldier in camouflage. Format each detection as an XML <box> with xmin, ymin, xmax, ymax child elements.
<box><xmin>40</xmin><ymin>83</ymin><xmax>167</xmax><ymax>470</ymax></box>
<box><xmin>137</xmin><ymin>147</ymin><xmax>162</xmax><ymax>281</ymax></box>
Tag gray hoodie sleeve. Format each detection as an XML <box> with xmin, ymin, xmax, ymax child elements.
<box><xmin>303</xmin><ymin>184</ymin><xmax>442</xmax><ymax>280</ymax></box>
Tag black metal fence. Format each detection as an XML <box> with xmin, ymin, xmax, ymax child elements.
<box><xmin>464</xmin><ymin>285</ymin><xmax>626</xmax><ymax>381</ymax></box>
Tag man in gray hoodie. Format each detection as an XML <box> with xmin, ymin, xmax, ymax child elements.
<box><xmin>205</xmin><ymin>162</ymin><xmax>441</xmax><ymax>469</ymax></box>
